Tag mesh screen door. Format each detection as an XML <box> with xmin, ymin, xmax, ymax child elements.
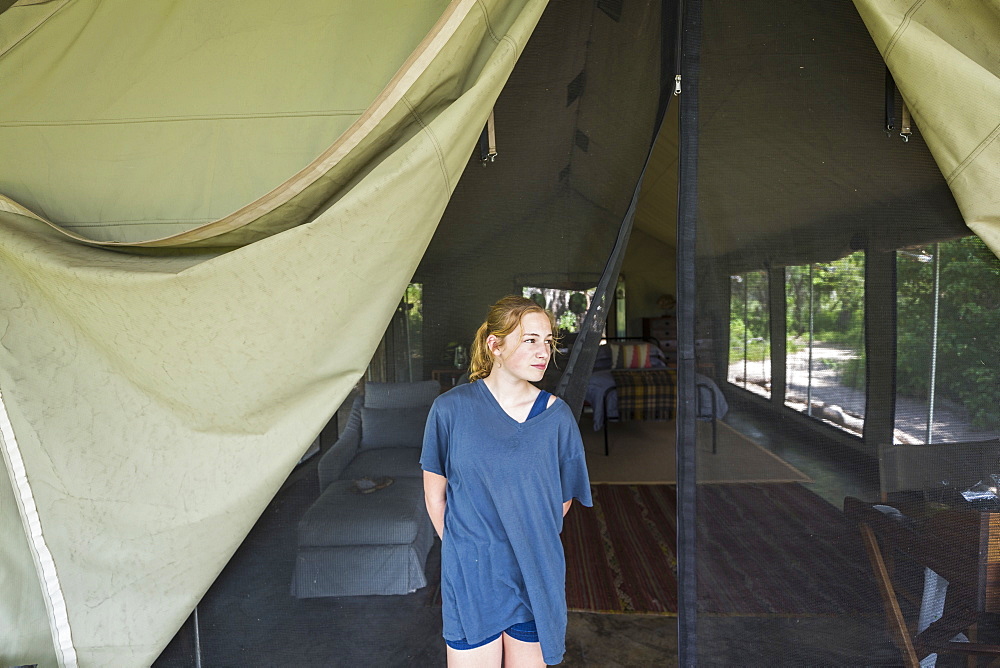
<box><xmin>687</xmin><ymin>0</ymin><xmax>1000</xmax><ymax>665</ymax></box>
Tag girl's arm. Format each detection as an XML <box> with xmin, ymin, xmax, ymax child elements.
<box><xmin>423</xmin><ymin>470</ymin><xmax>448</xmax><ymax>539</ymax></box>
<box><xmin>563</xmin><ymin>500</ymin><xmax>572</xmax><ymax>516</ymax></box>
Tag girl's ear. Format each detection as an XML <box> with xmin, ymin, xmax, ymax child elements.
<box><xmin>485</xmin><ymin>334</ymin><xmax>502</xmax><ymax>355</ymax></box>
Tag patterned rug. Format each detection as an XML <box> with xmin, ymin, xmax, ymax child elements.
<box><xmin>562</xmin><ymin>483</ymin><xmax>875</xmax><ymax>616</ymax></box>
<box><xmin>563</xmin><ymin>484</ymin><xmax>678</xmax><ymax>614</ymax></box>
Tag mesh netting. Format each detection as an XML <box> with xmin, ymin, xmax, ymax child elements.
<box><xmin>689</xmin><ymin>0</ymin><xmax>1000</xmax><ymax>664</ymax></box>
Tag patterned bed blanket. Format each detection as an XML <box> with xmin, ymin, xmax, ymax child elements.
<box><xmin>609</xmin><ymin>369</ymin><xmax>676</xmax><ymax>422</ymax></box>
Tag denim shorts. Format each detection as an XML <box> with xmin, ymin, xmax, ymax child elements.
<box><xmin>445</xmin><ymin>619</ymin><xmax>538</xmax><ymax>650</ymax></box>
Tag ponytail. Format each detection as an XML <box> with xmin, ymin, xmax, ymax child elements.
<box><xmin>468</xmin><ymin>322</ymin><xmax>494</xmax><ymax>382</ymax></box>
<box><xmin>467</xmin><ymin>295</ymin><xmax>558</xmax><ymax>382</ymax></box>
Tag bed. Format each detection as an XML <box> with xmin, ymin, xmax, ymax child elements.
<box><xmin>584</xmin><ymin>339</ymin><xmax>728</xmax><ymax>455</ymax></box>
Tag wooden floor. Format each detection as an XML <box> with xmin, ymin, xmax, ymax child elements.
<box><xmin>155</xmin><ymin>407</ymin><xmax>901</xmax><ymax>667</ymax></box>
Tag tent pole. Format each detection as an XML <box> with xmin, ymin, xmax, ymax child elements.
<box><xmin>676</xmin><ymin>0</ymin><xmax>700</xmax><ymax>664</ymax></box>
<box><xmin>193</xmin><ymin>606</ymin><xmax>202</xmax><ymax>668</ymax></box>
<box><xmin>743</xmin><ymin>276</ymin><xmax>748</xmax><ymax>388</ymax></box>
<box><xmin>808</xmin><ymin>264</ymin><xmax>814</xmax><ymax>416</ymax></box>
<box><xmin>926</xmin><ymin>243</ymin><xmax>941</xmax><ymax>444</ymax></box>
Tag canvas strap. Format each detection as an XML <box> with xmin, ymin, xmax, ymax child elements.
<box><xmin>900</xmin><ymin>101</ymin><xmax>912</xmax><ymax>142</ymax></box>
<box><xmin>884</xmin><ymin>67</ymin><xmax>896</xmax><ymax>135</ymax></box>
<box><xmin>479</xmin><ymin>109</ymin><xmax>498</xmax><ymax>164</ymax></box>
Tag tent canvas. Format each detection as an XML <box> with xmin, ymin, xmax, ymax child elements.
<box><xmin>0</xmin><ymin>0</ymin><xmax>550</xmax><ymax>664</ymax></box>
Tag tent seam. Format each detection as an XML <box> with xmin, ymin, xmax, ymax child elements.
<box><xmin>946</xmin><ymin>120</ymin><xmax>1000</xmax><ymax>184</ymax></box>
<box><xmin>500</xmin><ymin>33</ymin><xmax>517</xmax><ymax>55</ymax></box>
<box><xmin>883</xmin><ymin>0</ymin><xmax>926</xmax><ymax>61</ymax></box>
<box><xmin>474</xmin><ymin>0</ymin><xmax>501</xmax><ymax>44</ymax></box>
<box><xmin>0</xmin><ymin>388</ymin><xmax>78</xmax><ymax>668</ymax></box>
<box><xmin>401</xmin><ymin>95</ymin><xmax>452</xmax><ymax>193</ymax></box>
<box><xmin>0</xmin><ymin>109</ymin><xmax>369</xmax><ymax>128</ymax></box>
<box><xmin>61</xmin><ymin>219</ymin><xmax>215</xmax><ymax>228</ymax></box>
<box><xmin>0</xmin><ymin>0</ymin><xmax>71</xmax><ymax>60</ymax></box>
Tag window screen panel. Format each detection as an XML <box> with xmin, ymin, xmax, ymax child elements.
<box><xmin>783</xmin><ymin>254</ymin><xmax>866</xmax><ymax>436</ymax></box>
<box><xmin>896</xmin><ymin>237</ymin><xmax>1000</xmax><ymax>444</ymax></box>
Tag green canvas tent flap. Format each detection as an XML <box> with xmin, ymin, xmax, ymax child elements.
<box><xmin>853</xmin><ymin>0</ymin><xmax>1000</xmax><ymax>258</ymax></box>
<box><xmin>0</xmin><ymin>0</ymin><xmax>535</xmax><ymax>250</ymax></box>
<box><xmin>0</xmin><ymin>0</ymin><xmax>546</xmax><ymax>665</ymax></box>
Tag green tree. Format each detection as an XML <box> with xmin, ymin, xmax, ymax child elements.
<box><xmin>811</xmin><ymin>253</ymin><xmax>865</xmax><ymax>344</ymax></box>
<box><xmin>897</xmin><ymin>237</ymin><xmax>1000</xmax><ymax>429</ymax></box>
<box><xmin>730</xmin><ymin>271</ymin><xmax>771</xmax><ymax>364</ymax></box>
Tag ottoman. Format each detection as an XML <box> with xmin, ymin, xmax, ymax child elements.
<box><xmin>291</xmin><ymin>477</ymin><xmax>434</xmax><ymax>597</ymax></box>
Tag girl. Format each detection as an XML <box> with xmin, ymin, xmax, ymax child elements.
<box><xmin>421</xmin><ymin>295</ymin><xmax>593</xmax><ymax>667</ymax></box>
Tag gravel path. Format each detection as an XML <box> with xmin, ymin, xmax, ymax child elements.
<box><xmin>729</xmin><ymin>342</ymin><xmax>997</xmax><ymax>444</ymax></box>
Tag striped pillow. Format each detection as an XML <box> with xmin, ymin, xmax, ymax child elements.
<box><xmin>610</xmin><ymin>343</ymin><xmax>654</xmax><ymax>369</ymax></box>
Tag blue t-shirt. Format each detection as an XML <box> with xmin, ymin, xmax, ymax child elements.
<box><xmin>420</xmin><ymin>381</ymin><xmax>593</xmax><ymax>665</ymax></box>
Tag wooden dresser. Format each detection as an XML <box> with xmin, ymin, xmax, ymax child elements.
<box><xmin>641</xmin><ymin>315</ymin><xmax>676</xmax><ymax>345</ymax></box>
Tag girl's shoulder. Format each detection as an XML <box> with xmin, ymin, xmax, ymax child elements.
<box><xmin>537</xmin><ymin>392</ymin><xmax>574</xmax><ymax>423</ymax></box>
<box><xmin>431</xmin><ymin>381</ymin><xmax>479</xmax><ymax>411</ymax></box>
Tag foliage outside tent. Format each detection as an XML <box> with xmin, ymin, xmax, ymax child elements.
<box><xmin>729</xmin><ymin>236</ymin><xmax>1000</xmax><ymax>429</ymax></box>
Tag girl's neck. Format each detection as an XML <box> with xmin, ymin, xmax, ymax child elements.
<box><xmin>483</xmin><ymin>371</ymin><xmax>540</xmax><ymax>423</ymax></box>
<box><xmin>482</xmin><ymin>368</ymin><xmax>536</xmax><ymax>404</ymax></box>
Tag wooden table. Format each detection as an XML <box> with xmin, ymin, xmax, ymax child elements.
<box><xmin>431</xmin><ymin>368</ymin><xmax>465</xmax><ymax>392</ymax></box>
<box><xmin>844</xmin><ymin>496</ymin><xmax>1000</xmax><ymax>665</ymax></box>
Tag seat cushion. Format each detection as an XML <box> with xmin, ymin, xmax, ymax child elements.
<box><xmin>359</xmin><ymin>406</ymin><xmax>428</xmax><ymax>450</ymax></box>
<box><xmin>297</xmin><ymin>478</ymin><xmax>427</xmax><ymax>548</ymax></box>
<box><xmin>341</xmin><ymin>447</ymin><xmax>423</xmax><ymax>480</ymax></box>
<box><xmin>363</xmin><ymin>381</ymin><xmax>440</xmax><ymax>408</ymax></box>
